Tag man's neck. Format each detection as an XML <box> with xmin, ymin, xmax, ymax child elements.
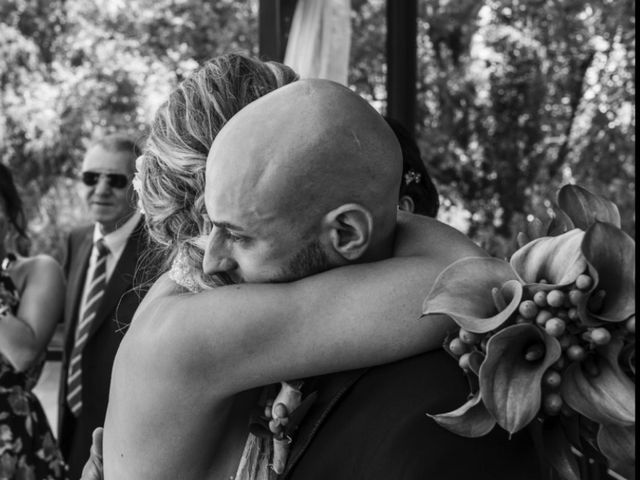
<box><xmin>98</xmin><ymin>211</ymin><xmax>137</xmax><ymax>236</ymax></box>
<box><xmin>359</xmin><ymin>225</ymin><xmax>396</xmax><ymax>264</ymax></box>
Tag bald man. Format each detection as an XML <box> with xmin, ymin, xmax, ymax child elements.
<box><xmin>101</xmin><ymin>80</ymin><xmax>538</xmax><ymax>479</ymax></box>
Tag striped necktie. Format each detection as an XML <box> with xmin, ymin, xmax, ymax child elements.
<box><xmin>67</xmin><ymin>238</ymin><xmax>109</xmax><ymax>417</ymax></box>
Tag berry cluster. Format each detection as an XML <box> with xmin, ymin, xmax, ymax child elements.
<box><xmin>447</xmin><ymin>272</ymin><xmax>635</xmax><ymax>418</ymax></box>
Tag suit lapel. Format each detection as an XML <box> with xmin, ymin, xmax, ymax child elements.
<box><xmin>63</xmin><ymin>230</ymin><xmax>93</xmax><ymax>355</ymax></box>
<box><xmin>86</xmin><ymin>219</ymin><xmax>145</xmax><ymax>341</ymax></box>
<box><xmin>283</xmin><ymin>368</ymin><xmax>368</xmax><ymax>477</ymax></box>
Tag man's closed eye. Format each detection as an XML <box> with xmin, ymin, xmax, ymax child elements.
<box><xmin>222</xmin><ymin>230</ymin><xmax>250</xmax><ymax>244</ymax></box>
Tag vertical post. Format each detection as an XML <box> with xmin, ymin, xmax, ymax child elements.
<box><xmin>386</xmin><ymin>0</ymin><xmax>418</xmax><ymax>136</ymax></box>
<box><xmin>259</xmin><ymin>0</ymin><xmax>299</xmax><ymax>62</ymax></box>
<box><xmin>259</xmin><ymin>0</ymin><xmax>282</xmax><ymax>61</ymax></box>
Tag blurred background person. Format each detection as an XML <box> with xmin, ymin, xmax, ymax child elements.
<box><xmin>58</xmin><ymin>134</ymin><xmax>149</xmax><ymax>480</ymax></box>
<box><xmin>384</xmin><ymin>117</ymin><xmax>440</xmax><ymax>218</ymax></box>
<box><xmin>0</xmin><ymin>162</ymin><xmax>67</xmax><ymax>479</ymax></box>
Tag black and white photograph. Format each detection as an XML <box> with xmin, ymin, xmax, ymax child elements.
<box><xmin>0</xmin><ymin>0</ymin><xmax>634</xmax><ymax>479</ymax></box>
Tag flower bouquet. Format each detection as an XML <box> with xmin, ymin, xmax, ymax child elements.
<box><xmin>423</xmin><ymin>185</ymin><xmax>635</xmax><ymax>480</ymax></box>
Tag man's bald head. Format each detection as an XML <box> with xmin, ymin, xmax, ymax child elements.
<box><xmin>208</xmin><ymin>79</ymin><xmax>401</xmax><ymax>222</ymax></box>
<box><xmin>203</xmin><ymin>79</ymin><xmax>403</xmax><ymax>281</ymax></box>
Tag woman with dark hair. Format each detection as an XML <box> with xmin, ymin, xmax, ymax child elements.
<box><xmin>0</xmin><ymin>163</ymin><xmax>67</xmax><ymax>479</ymax></box>
<box><xmin>384</xmin><ymin>117</ymin><xmax>440</xmax><ymax>218</ymax></box>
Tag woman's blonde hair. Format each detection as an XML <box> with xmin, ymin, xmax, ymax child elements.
<box><xmin>138</xmin><ymin>53</ymin><xmax>299</xmax><ymax>289</ymax></box>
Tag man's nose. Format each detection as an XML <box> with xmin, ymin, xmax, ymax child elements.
<box><xmin>94</xmin><ymin>176</ymin><xmax>112</xmax><ymax>194</ymax></box>
<box><xmin>202</xmin><ymin>236</ymin><xmax>238</xmax><ymax>275</ymax></box>
<box><xmin>202</xmin><ymin>252</ymin><xmax>238</xmax><ymax>275</ymax></box>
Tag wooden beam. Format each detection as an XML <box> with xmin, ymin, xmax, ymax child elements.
<box><xmin>386</xmin><ymin>0</ymin><xmax>418</xmax><ymax>136</ymax></box>
<box><xmin>259</xmin><ymin>0</ymin><xmax>282</xmax><ymax>61</ymax></box>
<box><xmin>259</xmin><ymin>0</ymin><xmax>299</xmax><ymax>62</ymax></box>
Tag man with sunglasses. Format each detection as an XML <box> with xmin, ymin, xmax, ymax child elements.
<box><xmin>58</xmin><ymin>133</ymin><xmax>150</xmax><ymax>480</ymax></box>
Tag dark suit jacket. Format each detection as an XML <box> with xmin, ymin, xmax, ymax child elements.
<box><xmin>58</xmin><ymin>218</ymin><xmax>149</xmax><ymax>480</ymax></box>
<box><xmin>284</xmin><ymin>350</ymin><xmax>542</xmax><ymax>479</ymax></box>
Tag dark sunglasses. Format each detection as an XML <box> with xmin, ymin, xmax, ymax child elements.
<box><xmin>81</xmin><ymin>171</ymin><xmax>130</xmax><ymax>189</ymax></box>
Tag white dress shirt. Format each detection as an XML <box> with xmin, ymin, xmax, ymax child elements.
<box><xmin>78</xmin><ymin>211</ymin><xmax>142</xmax><ymax>317</ymax></box>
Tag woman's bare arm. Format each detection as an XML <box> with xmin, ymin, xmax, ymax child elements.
<box><xmin>0</xmin><ymin>255</ymin><xmax>65</xmax><ymax>371</ymax></box>
<box><xmin>134</xmin><ymin>214</ymin><xmax>487</xmax><ymax>396</ymax></box>
<box><xmin>139</xmin><ymin>215</ymin><xmax>486</xmax><ymax>393</ymax></box>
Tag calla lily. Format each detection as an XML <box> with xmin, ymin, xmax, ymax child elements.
<box><xmin>597</xmin><ymin>423</ymin><xmax>635</xmax><ymax>479</ymax></box>
<box><xmin>467</xmin><ymin>350</ymin><xmax>484</xmax><ymax>376</ymax></box>
<box><xmin>531</xmin><ymin>418</ymin><xmax>581</xmax><ymax>480</ymax></box>
<box><xmin>428</xmin><ymin>392</ymin><xmax>496</xmax><ymax>438</ymax></box>
<box><xmin>479</xmin><ymin>324</ymin><xmax>562</xmax><ymax>434</ymax></box>
<box><xmin>523</xmin><ymin>217</ymin><xmax>547</xmax><ymax>243</ymax></box>
<box><xmin>423</xmin><ymin>257</ymin><xmax>522</xmax><ymax>334</ymax></box>
<box><xmin>423</xmin><ymin>229</ymin><xmax>591</xmax><ymax>332</ymax></box>
<box><xmin>557</xmin><ymin>184</ymin><xmax>621</xmax><ymax>230</ymax></box>
<box><xmin>544</xmin><ymin>184</ymin><xmax>621</xmax><ymax>237</ymax></box>
<box><xmin>423</xmin><ymin>183</ymin><xmax>634</xmax><ymax>476</ymax></box>
<box><xmin>511</xmin><ymin>229</ymin><xmax>586</xmax><ymax>289</ymax></box>
<box><xmin>621</xmin><ymin>342</ymin><xmax>635</xmax><ymax>375</ymax></box>
<box><xmin>579</xmin><ymin>222</ymin><xmax>635</xmax><ymax>324</ymax></box>
<box><xmin>561</xmin><ymin>335</ymin><xmax>635</xmax><ymax>427</ymax></box>
<box><xmin>547</xmin><ymin>207</ymin><xmax>575</xmax><ymax>237</ymax></box>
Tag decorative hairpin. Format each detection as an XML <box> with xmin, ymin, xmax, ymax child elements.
<box><xmin>404</xmin><ymin>170</ymin><xmax>422</xmax><ymax>186</ymax></box>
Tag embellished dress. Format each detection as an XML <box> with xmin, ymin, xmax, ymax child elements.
<box><xmin>0</xmin><ymin>255</ymin><xmax>66</xmax><ymax>480</ymax></box>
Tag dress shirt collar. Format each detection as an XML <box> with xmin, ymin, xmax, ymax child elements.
<box><xmin>92</xmin><ymin>211</ymin><xmax>142</xmax><ymax>254</ymax></box>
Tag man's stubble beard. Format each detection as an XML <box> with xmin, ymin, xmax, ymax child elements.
<box><xmin>202</xmin><ymin>239</ymin><xmax>333</xmax><ymax>286</ymax></box>
<box><xmin>271</xmin><ymin>239</ymin><xmax>334</xmax><ymax>283</ymax></box>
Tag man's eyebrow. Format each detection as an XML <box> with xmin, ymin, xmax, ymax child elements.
<box><xmin>211</xmin><ymin>220</ymin><xmax>246</xmax><ymax>232</ymax></box>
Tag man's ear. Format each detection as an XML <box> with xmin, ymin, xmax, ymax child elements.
<box><xmin>324</xmin><ymin>203</ymin><xmax>373</xmax><ymax>261</ymax></box>
<box><xmin>398</xmin><ymin>195</ymin><xmax>415</xmax><ymax>213</ymax></box>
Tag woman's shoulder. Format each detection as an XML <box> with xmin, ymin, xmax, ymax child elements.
<box><xmin>13</xmin><ymin>254</ymin><xmax>64</xmax><ymax>285</ymax></box>
<box><xmin>395</xmin><ymin>212</ymin><xmax>487</xmax><ymax>259</ymax></box>
<box><xmin>146</xmin><ymin>271</ymin><xmax>192</xmax><ymax>300</ymax></box>
<box><xmin>131</xmin><ymin>272</ymin><xmax>194</xmax><ymax>327</ymax></box>
<box><xmin>19</xmin><ymin>254</ymin><xmax>62</xmax><ymax>272</ymax></box>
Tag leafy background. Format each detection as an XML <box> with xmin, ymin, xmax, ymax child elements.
<box><xmin>0</xmin><ymin>0</ymin><xmax>635</xmax><ymax>261</ymax></box>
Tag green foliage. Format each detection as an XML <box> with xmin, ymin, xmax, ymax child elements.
<box><xmin>350</xmin><ymin>0</ymin><xmax>634</xmax><ymax>257</ymax></box>
<box><xmin>0</xmin><ymin>0</ymin><xmax>259</xmax><ymax>261</ymax></box>
<box><xmin>0</xmin><ymin>0</ymin><xmax>635</xmax><ymax>261</ymax></box>
<box><xmin>412</xmin><ymin>0</ymin><xmax>636</xmax><ymax>257</ymax></box>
